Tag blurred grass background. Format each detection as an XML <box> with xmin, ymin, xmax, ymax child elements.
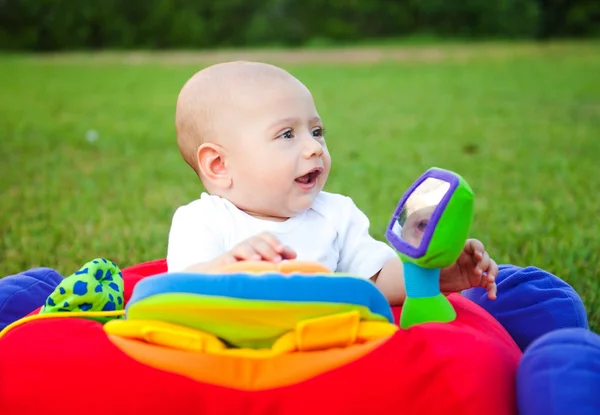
<box><xmin>1</xmin><ymin>40</ymin><xmax>599</xmax><ymax>331</ymax></box>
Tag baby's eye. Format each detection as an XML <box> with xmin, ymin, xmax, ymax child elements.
<box><xmin>416</xmin><ymin>220</ymin><xmax>428</xmax><ymax>232</ymax></box>
<box><xmin>280</xmin><ymin>130</ymin><xmax>294</xmax><ymax>139</ymax></box>
<box><xmin>312</xmin><ymin>127</ymin><xmax>325</xmax><ymax>137</ymax></box>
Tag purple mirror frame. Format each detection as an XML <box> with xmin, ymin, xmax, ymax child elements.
<box><xmin>385</xmin><ymin>168</ymin><xmax>459</xmax><ymax>259</ymax></box>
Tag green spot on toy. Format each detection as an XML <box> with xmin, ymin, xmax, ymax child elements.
<box><xmin>40</xmin><ymin>258</ymin><xmax>125</xmax><ymax>323</ymax></box>
<box><xmin>385</xmin><ymin>167</ymin><xmax>475</xmax><ymax>329</ymax></box>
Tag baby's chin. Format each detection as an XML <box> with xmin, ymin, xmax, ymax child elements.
<box><xmin>289</xmin><ymin>193</ymin><xmax>321</xmax><ymax>215</ymax></box>
<box><xmin>252</xmin><ymin>201</ymin><xmax>316</xmax><ymax>221</ymax></box>
<box><xmin>236</xmin><ymin>188</ymin><xmax>323</xmax><ymax>220</ymax></box>
<box><xmin>240</xmin><ymin>205</ymin><xmax>304</xmax><ymax>222</ymax></box>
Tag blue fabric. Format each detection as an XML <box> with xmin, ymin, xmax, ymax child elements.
<box><xmin>129</xmin><ymin>272</ymin><xmax>394</xmax><ymax>322</ymax></box>
<box><xmin>462</xmin><ymin>264</ymin><xmax>588</xmax><ymax>351</ymax></box>
<box><xmin>0</xmin><ymin>268</ymin><xmax>63</xmax><ymax>330</ymax></box>
<box><xmin>517</xmin><ymin>328</ymin><xmax>600</xmax><ymax>415</ymax></box>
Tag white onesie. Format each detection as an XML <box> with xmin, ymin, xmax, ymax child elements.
<box><xmin>166</xmin><ymin>191</ymin><xmax>398</xmax><ymax>279</ymax></box>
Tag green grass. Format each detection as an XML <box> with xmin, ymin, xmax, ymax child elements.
<box><xmin>1</xmin><ymin>41</ymin><xmax>599</xmax><ymax>332</ymax></box>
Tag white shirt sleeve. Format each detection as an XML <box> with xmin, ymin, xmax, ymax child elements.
<box><xmin>166</xmin><ymin>201</ymin><xmax>228</xmax><ymax>272</ymax></box>
<box><xmin>335</xmin><ymin>196</ymin><xmax>398</xmax><ymax>279</ymax></box>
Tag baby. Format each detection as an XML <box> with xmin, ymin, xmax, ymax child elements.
<box><xmin>166</xmin><ymin>61</ymin><xmax>497</xmax><ymax>306</ymax></box>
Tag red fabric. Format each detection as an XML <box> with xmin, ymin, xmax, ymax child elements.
<box><xmin>1</xmin><ymin>259</ymin><xmax>522</xmax><ymax>414</ymax></box>
<box><xmin>121</xmin><ymin>259</ymin><xmax>167</xmax><ymax>304</ymax></box>
<box><xmin>0</xmin><ymin>294</ymin><xmax>521</xmax><ymax>415</ymax></box>
<box><xmin>26</xmin><ymin>306</ymin><xmax>42</xmax><ymax>317</ymax></box>
<box><xmin>123</xmin><ymin>258</ymin><xmax>168</xmax><ymax>277</ymax></box>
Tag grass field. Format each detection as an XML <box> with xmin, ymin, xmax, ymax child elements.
<box><xmin>1</xmin><ymin>41</ymin><xmax>599</xmax><ymax>331</ymax></box>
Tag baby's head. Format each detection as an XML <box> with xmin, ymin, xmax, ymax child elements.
<box><xmin>175</xmin><ymin>61</ymin><xmax>331</xmax><ymax>221</ymax></box>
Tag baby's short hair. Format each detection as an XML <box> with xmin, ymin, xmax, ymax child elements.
<box><xmin>175</xmin><ymin>61</ymin><xmax>297</xmax><ymax>176</ymax></box>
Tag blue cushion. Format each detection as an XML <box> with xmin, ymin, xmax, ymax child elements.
<box><xmin>128</xmin><ymin>272</ymin><xmax>394</xmax><ymax>322</ymax></box>
<box><xmin>517</xmin><ymin>328</ymin><xmax>600</xmax><ymax>415</ymax></box>
<box><xmin>0</xmin><ymin>268</ymin><xmax>63</xmax><ymax>330</ymax></box>
<box><xmin>462</xmin><ymin>264</ymin><xmax>588</xmax><ymax>351</ymax></box>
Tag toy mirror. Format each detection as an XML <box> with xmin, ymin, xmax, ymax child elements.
<box><xmin>385</xmin><ymin>168</ymin><xmax>475</xmax><ymax>329</ymax></box>
<box><xmin>389</xmin><ymin>177</ymin><xmax>451</xmax><ymax>250</ymax></box>
<box><xmin>386</xmin><ymin>168</ymin><xmax>474</xmax><ymax>269</ymax></box>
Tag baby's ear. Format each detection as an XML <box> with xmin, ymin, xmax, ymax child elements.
<box><xmin>196</xmin><ymin>143</ymin><xmax>231</xmax><ymax>189</ymax></box>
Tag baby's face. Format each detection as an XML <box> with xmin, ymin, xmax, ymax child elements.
<box><xmin>222</xmin><ymin>76</ymin><xmax>331</xmax><ymax>220</ymax></box>
<box><xmin>401</xmin><ymin>205</ymin><xmax>437</xmax><ymax>248</ymax></box>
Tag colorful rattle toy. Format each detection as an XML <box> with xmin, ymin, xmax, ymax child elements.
<box><xmin>385</xmin><ymin>167</ymin><xmax>475</xmax><ymax>329</ymax></box>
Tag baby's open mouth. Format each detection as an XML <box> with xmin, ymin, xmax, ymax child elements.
<box><xmin>295</xmin><ymin>167</ymin><xmax>323</xmax><ymax>186</ymax></box>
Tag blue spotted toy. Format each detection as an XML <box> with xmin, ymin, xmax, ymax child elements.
<box><xmin>40</xmin><ymin>258</ymin><xmax>124</xmax><ymax>322</ymax></box>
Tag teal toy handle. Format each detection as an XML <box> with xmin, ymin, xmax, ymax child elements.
<box><xmin>400</xmin><ymin>257</ymin><xmax>457</xmax><ymax>329</ymax></box>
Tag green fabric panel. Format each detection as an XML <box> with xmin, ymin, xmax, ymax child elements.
<box><xmin>127</xmin><ymin>293</ymin><xmax>388</xmax><ymax>349</ymax></box>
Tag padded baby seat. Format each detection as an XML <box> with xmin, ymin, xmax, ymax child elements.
<box><xmin>0</xmin><ymin>260</ymin><xmax>522</xmax><ymax>415</ymax></box>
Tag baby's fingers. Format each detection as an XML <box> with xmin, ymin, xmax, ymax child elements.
<box><xmin>256</xmin><ymin>232</ymin><xmax>296</xmax><ymax>261</ymax></box>
<box><xmin>280</xmin><ymin>245</ymin><xmax>297</xmax><ymax>260</ymax></box>
<box><xmin>464</xmin><ymin>238</ymin><xmax>485</xmax><ymax>257</ymax></box>
<box><xmin>231</xmin><ymin>242</ymin><xmax>262</xmax><ymax>262</ymax></box>
<box><xmin>476</xmin><ymin>251</ymin><xmax>491</xmax><ymax>276</ymax></box>
<box><xmin>249</xmin><ymin>236</ymin><xmax>284</xmax><ymax>262</ymax></box>
<box><xmin>478</xmin><ymin>258</ymin><xmax>499</xmax><ymax>288</ymax></box>
<box><xmin>487</xmin><ymin>259</ymin><xmax>499</xmax><ymax>283</ymax></box>
<box><xmin>257</xmin><ymin>232</ymin><xmax>285</xmax><ymax>252</ymax></box>
<box><xmin>486</xmin><ymin>281</ymin><xmax>498</xmax><ymax>300</ymax></box>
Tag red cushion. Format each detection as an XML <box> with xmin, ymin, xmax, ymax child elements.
<box><xmin>123</xmin><ymin>258</ymin><xmax>168</xmax><ymax>277</ymax></box>
<box><xmin>121</xmin><ymin>259</ymin><xmax>167</xmax><ymax>304</ymax></box>
<box><xmin>0</xmin><ymin>298</ymin><xmax>521</xmax><ymax>414</ymax></box>
<box><xmin>3</xmin><ymin>259</ymin><xmax>521</xmax><ymax>414</ymax></box>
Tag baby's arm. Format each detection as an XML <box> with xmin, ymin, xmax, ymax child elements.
<box><xmin>334</xmin><ymin>196</ymin><xmax>406</xmax><ymax>304</ymax></box>
<box><xmin>370</xmin><ymin>258</ymin><xmax>407</xmax><ymax>306</ymax></box>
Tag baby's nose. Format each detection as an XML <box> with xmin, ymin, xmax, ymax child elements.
<box><xmin>303</xmin><ymin>137</ymin><xmax>324</xmax><ymax>158</ymax></box>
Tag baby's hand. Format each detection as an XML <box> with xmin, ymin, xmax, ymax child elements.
<box><xmin>223</xmin><ymin>232</ymin><xmax>297</xmax><ymax>264</ymax></box>
<box><xmin>439</xmin><ymin>239</ymin><xmax>498</xmax><ymax>300</ymax></box>
<box><xmin>184</xmin><ymin>232</ymin><xmax>297</xmax><ymax>273</ymax></box>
